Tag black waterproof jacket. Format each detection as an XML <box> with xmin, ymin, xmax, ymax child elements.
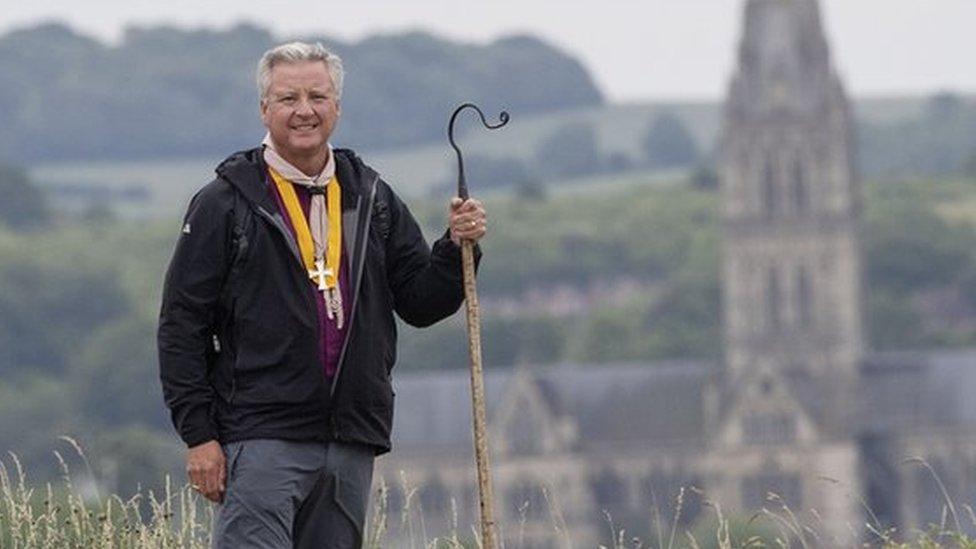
<box><xmin>158</xmin><ymin>147</ymin><xmax>477</xmax><ymax>454</ymax></box>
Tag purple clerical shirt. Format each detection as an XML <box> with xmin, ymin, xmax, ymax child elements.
<box><xmin>267</xmin><ymin>171</ymin><xmax>351</xmax><ymax>380</ymax></box>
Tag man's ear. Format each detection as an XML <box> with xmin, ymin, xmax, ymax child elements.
<box><xmin>259</xmin><ymin>99</ymin><xmax>269</xmax><ymax>126</ymax></box>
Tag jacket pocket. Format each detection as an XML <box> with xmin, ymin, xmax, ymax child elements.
<box><xmin>233</xmin><ymin>317</ymin><xmax>295</xmax><ymax>370</ymax></box>
<box><xmin>231</xmin><ymin>318</ymin><xmax>323</xmax><ymax>405</ymax></box>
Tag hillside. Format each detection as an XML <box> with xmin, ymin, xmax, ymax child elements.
<box><xmin>0</xmin><ymin>23</ymin><xmax>602</xmax><ymax>162</ymax></box>
<box><xmin>30</xmin><ymin>93</ymin><xmax>976</xmax><ymax>220</ymax></box>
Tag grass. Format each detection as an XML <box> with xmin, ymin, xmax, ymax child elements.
<box><xmin>4</xmin><ymin>447</ymin><xmax>976</xmax><ymax>548</ymax></box>
<box><xmin>0</xmin><ymin>453</ymin><xmax>212</xmax><ymax>548</ymax></box>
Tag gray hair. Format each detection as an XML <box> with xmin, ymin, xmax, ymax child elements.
<box><xmin>256</xmin><ymin>42</ymin><xmax>344</xmax><ymax>102</ymax></box>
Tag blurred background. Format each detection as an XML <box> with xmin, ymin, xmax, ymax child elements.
<box><xmin>1</xmin><ymin>0</ymin><xmax>976</xmax><ymax>546</ymax></box>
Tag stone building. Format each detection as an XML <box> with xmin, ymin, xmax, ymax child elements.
<box><xmin>373</xmin><ymin>1</ymin><xmax>976</xmax><ymax>546</ymax></box>
<box><xmin>712</xmin><ymin>0</ymin><xmax>863</xmax><ymax>542</ymax></box>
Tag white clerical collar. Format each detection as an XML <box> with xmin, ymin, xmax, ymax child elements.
<box><xmin>261</xmin><ymin>133</ymin><xmax>335</xmax><ymax>184</ymax></box>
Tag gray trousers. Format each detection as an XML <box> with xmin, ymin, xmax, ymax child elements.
<box><xmin>212</xmin><ymin>439</ymin><xmax>375</xmax><ymax>549</ymax></box>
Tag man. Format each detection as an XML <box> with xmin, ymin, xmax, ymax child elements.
<box><xmin>158</xmin><ymin>41</ymin><xmax>486</xmax><ymax>548</ymax></box>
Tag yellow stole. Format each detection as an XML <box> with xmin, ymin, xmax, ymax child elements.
<box><xmin>267</xmin><ymin>167</ymin><xmax>342</xmax><ymax>290</ymax></box>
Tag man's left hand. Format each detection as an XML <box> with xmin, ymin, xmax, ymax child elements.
<box><xmin>449</xmin><ymin>197</ymin><xmax>487</xmax><ymax>246</ymax></box>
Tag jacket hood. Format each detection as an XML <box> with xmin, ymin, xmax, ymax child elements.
<box><xmin>214</xmin><ymin>147</ymin><xmax>377</xmax><ymax>212</ymax></box>
<box><xmin>215</xmin><ymin>147</ymin><xmax>275</xmax><ymax>213</ymax></box>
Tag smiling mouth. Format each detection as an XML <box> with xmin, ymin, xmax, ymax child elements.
<box><xmin>291</xmin><ymin>122</ymin><xmax>319</xmax><ymax>131</ymax></box>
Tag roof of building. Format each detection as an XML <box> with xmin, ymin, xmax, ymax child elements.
<box><xmin>390</xmin><ymin>360</ymin><xmax>716</xmax><ymax>454</ymax></box>
<box><xmin>388</xmin><ymin>348</ymin><xmax>976</xmax><ymax>456</ymax></box>
<box><xmin>861</xmin><ymin>348</ymin><xmax>976</xmax><ymax>433</ymax></box>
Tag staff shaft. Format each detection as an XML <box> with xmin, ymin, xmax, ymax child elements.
<box><xmin>462</xmin><ymin>239</ymin><xmax>497</xmax><ymax>549</ymax></box>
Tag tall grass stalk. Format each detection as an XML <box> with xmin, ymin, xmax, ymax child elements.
<box><xmin>1</xmin><ymin>453</ymin><xmax>214</xmax><ymax>548</ymax></box>
<box><xmin>7</xmin><ymin>453</ymin><xmax>976</xmax><ymax>547</ymax></box>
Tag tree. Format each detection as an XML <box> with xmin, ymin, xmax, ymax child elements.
<box><xmin>570</xmin><ymin>306</ymin><xmax>646</xmax><ymax>362</ymax></box>
<box><xmin>690</xmin><ymin>163</ymin><xmax>720</xmax><ymax>191</ymax></box>
<box><xmin>0</xmin><ymin>164</ymin><xmax>49</xmax><ymax>230</ymax></box>
<box><xmin>604</xmin><ymin>152</ymin><xmax>634</xmax><ymax>174</ymax></box>
<box><xmin>925</xmin><ymin>91</ymin><xmax>965</xmax><ymax>125</ymax></box>
<box><xmin>640</xmin><ymin>227</ymin><xmax>722</xmax><ymax>359</ymax></box>
<box><xmin>92</xmin><ymin>426</ymin><xmax>183</xmax><ymax>498</ymax></box>
<box><xmin>867</xmin><ymin>289</ymin><xmax>925</xmax><ymax>350</ymax></box>
<box><xmin>70</xmin><ymin>318</ymin><xmax>167</xmax><ymax>429</ymax></box>
<box><xmin>461</xmin><ymin>154</ymin><xmax>539</xmax><ymax>191</ymax></box>
<box><xmin>0</xmin><ymin>376</ymin><xmax>74</xmax><ymax>476</ymax></box>
<box><xmin>514</xmin><ymin>178</ymin><xmax>547</xmax><ymax>202</ymax></box>
<box><xmin>964</xmin><ymin>148</ymin><xmax>976</xmax><ymax>178</ymax></box>
<box><xmin>642</xmin><ymin>113</ymin><xmax>700</xmax><ymax>169</ymax></box>
<box><xmin>858</xmin><ymin>91</ymin><xmax>976</xmax><ymax>178</ymax></box>
<box><xmin>864</xmin><ymin>202</ymin><xmax>973</xmax><ymax>294</ymax></box>
<box><xmin>0</xmin><ymin>24</ymin><xmax>604</xmax><ymax>160</ymax></box>
<box><xmin>956</xmin><ymin>261</ymin><xmax>976</xmax><ymax>313</ymax></box>
<box><xmin>534</xmin><ymin>121</ymin><xmax>601</xmax><ymax>179</ymax></box>
<box><xmin>0</xmin><ymin>261</ymin><xmax>130</xmax><ymax>376</ymax></box>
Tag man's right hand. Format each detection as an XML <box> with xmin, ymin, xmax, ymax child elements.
<box><xmin>187</xmin><ymin>440</ymin><xmax>226</xmax><ymax>503</ymax></box>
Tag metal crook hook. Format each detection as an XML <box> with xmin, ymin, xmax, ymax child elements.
<box><xmin>448</xmin><ymin>103</ymin><xmax>510</xmax><ymax>200</ymax></box>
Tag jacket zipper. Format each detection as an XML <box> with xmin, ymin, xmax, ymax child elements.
<box><xmin>250</xmin><ymin>175</ymin><xmax>379</xmax><ymax>440</ymax></box>
<box><xmin>227</xmin><ymin>305</ymin><xmax>237</xmax><ymax>403</ymax></box>
<box><xmin>330</xmin><ymin>174</ymin><xmax>379</xmax><ymax>397</ymax></box>
<box><xmin>255</xmin><ymin>204</ymin><xmax>319</xmax><ymax>306</ymax></box>
<box><xmin>256</xmin><ymin>206</ymin><xmax>303</xmax><ymax>265</ymax></box>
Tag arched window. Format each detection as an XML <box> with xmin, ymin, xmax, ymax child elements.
<box><xmin>762</xmin><ymin>154</ymin><xmax>779</xmax><ymax>218</ymax></box>
<box><xmin>742</xmin><ymin>412</ymin><xmax>797</xmax><ymax>445</ymax></box>
<box><xmin>507</xmin><ymin>399</ymin><xmax>544</xmax><ymax>456</ymax></box>
<box><xmin>590</xmin><ymin>469</ymin><xmax>625</xmax><ymax>511</ymax></box>
<box><xmin>792</xmin><ymin>156</ymin><xmax>808</xmax><ymax>214</ymax></box>
<box><xmin>766</xmin><ymin>266</ymin><xmax>781</xmax><ymax>331</ymax></box>
<box><xmin>797</xmin><ymin>266</ymin><xmax>813</xmax><ymax>328</ymax></box>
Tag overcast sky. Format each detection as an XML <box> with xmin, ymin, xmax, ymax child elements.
<box><xmin>2</xmin><ymin>0</ymin><xmax>974</xmax><ymax>102</ymax></box>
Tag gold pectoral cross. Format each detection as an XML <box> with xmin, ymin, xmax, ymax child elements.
<box><xmin>308</xmin><ymin>258</ymin><xmax>344</xmax><ymax>329</ymax></box>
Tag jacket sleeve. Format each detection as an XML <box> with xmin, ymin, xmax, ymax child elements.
<box><xmin>384</xmin><ymin>183</ymin><xmax>482</xmax><ymax>328</ymax></box>
<box><xmin>157</xmin><ymin>181</ymin><xmax>233</xmax><ymax>447</ymax></box>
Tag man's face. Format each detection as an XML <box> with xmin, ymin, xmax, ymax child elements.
<box><xmin>260</xmin><ymin>60</ymin><xmax>341</xmax><ymax>164</ymax></box>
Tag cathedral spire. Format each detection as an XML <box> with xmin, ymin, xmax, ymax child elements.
<box><xmin>731</xmin><ymin>0</ymin><xmax>837</xmax><ymax>116</ymax></box>
<box><xmin>711</xmin><ymin>0</ymin><xmax>865</xmax><ymax>539</ymax></box>
<box><xmin>718</xmin><ymin>0</ymin><xmax>862</xmax><ymax>420</ymax></box>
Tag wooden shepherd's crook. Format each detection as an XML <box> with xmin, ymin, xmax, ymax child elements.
<box><xmin>448</xmin><ymin>103</ymin><xmax>509</xmax><ymax>549</ymax></box>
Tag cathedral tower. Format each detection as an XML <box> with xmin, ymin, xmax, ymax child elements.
<box><xmin>721</xmin><ymin>0</ymin><xmax>862</xmax><ymax>436</ymax></box>
<box><xmin>713</xmin><ymin>0</ymin><xmax>863</xmax><ymax>540</ymax></box>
